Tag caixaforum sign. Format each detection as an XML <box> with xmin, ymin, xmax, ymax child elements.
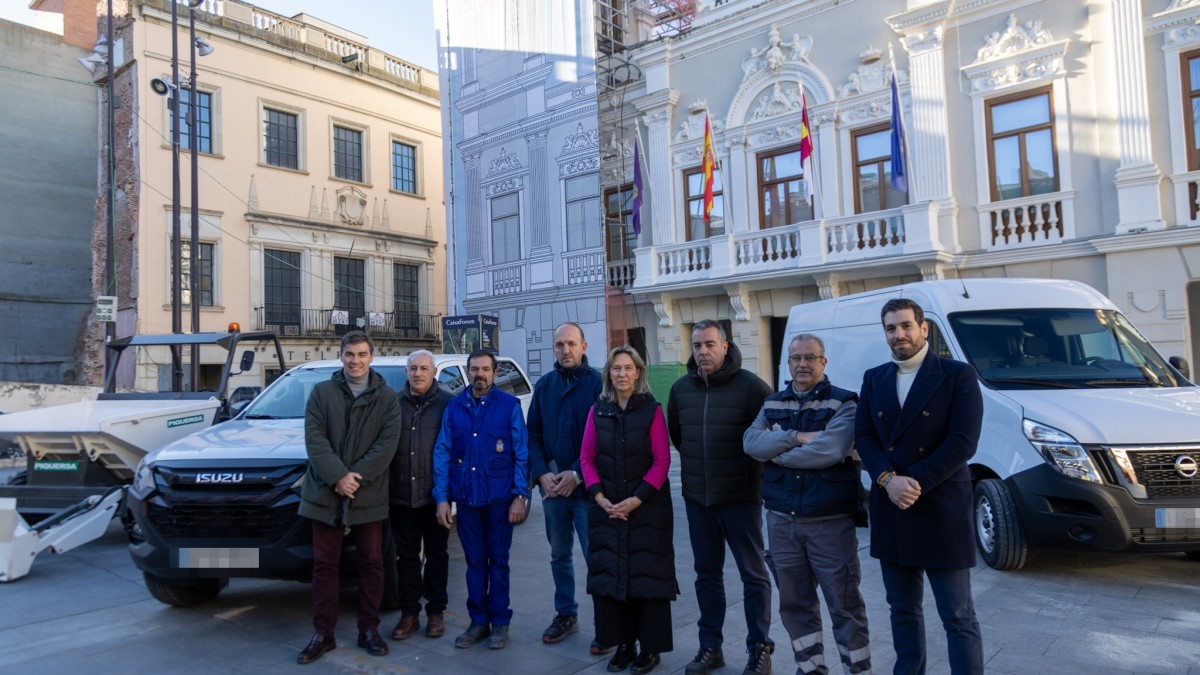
<box><xmin>441</xmin><ymin>315</ymin><xmax>499</xmax><ymax>354</ymax></box>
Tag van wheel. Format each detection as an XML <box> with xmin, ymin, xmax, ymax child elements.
<box><xmin>1185</xmin><ymin>551</ymin><xmax>1200</xmax><ymax>561</ymax></box>
<box><xmin>974</xmin><ymin>479</ymin><xmax>1028</xmax><ymax>570</ymax></box>
<box><xmin>143</xmin><ymin>572</ymin><xmax>225</xmax><ymax>607</ymax></box>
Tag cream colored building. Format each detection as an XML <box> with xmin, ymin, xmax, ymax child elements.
<box><xmin>602</xmin><ymin>0</ymin><xmax>1200</xmax><ymax>384</ymax></box>
<box><xmin>62</xmin><ymin>0</ymin><xmax>445</xmax><ymax>389</ymax></box>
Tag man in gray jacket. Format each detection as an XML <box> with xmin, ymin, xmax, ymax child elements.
<box><xmin>744</xmin><ymin>334</ymin><xmax>870</xmax><ymax>675</ymax></box>
<box><xmin>297</xmin><ymin>331</ymin><xmax>402</xmax><ymax>665</ymax></box>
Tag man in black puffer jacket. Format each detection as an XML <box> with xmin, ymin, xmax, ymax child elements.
<box><xmin>668</xmin><ymin>320</ymin><xmax>775</xmax><ymax>675</ymax></box>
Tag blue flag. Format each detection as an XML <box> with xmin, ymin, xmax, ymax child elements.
<box><xmin>889</xmin><ymin>67</ymin><xmax>908</xmax><ymax>194</ymax></box>
<box><xmin>631</xmin><ymin>136</ymin><xmax>644</xmax><ymax>235</ymax></box>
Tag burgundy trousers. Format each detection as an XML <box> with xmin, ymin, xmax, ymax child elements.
<box><xmin>310</xmin><ymin>518</ymin><xmax>384</xmax><ymax>636</ymax></box>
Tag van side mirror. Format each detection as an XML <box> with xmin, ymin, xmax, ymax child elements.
<box><xmin>238</xmin><ymin>350</ymin><xmax>255</xmax><ymax>374</ymax></box>
<box><xmin>1169</xmin><ymin>356</ymin><xmax>1190</xmax><ymax>380</ymax></box>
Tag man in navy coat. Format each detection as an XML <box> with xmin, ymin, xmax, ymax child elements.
<box><xmin>854</xmin><ymin>298</ymin><xmax>984</xmax><ymax>675</ymax></box>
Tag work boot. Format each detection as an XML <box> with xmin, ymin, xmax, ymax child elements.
<box><xmin>685</xmin><ymin>646</ymin><xmax>725</xmax><ymax>675</ymax></box>
<box><xmin>425</xmin><ymin>613</ymin><xmax>445</xmax><ymax>638</ymax></box>
<box><xmin>742</xmin><ymin>642</ymin><xmax>772</xmax><ymax>674</ymax></box>
<box><xmin>488</xmin><ymin>624</ymin><xmax>510</xmax><ymax>649</ymax></box>
<box><xmin>390</xmin><ymin>614</ymin><xmax>419</xmax><ymax>640</ymax></box>
<box><xmin>454</xmin><ymin>622</ymin><xmax>491</xmax><ymax>648</ymax></box>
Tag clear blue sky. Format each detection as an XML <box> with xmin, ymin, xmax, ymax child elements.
<box><xmin>0</xmin><ymin>0</ymin><xmax>439</xmax><ymax>70</ymax></box>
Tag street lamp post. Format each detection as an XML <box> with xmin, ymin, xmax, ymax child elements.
<box><xmin>169</xmin><ymin>0</ymin><xmax>183</xmax><ymax>392</ymax></box>
<box><xmin>188</xmin><ymin>6</ymin><xmax>201</xmax><ymax>389</ymax></box>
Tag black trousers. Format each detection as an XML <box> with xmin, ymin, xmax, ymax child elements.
<box><xmin>389</xmin><ymin>503</ymin><xmax>450</xmax><ymax>616</ymax></box>
<box><xmin>593</xmin><ymin>595</ymin><xmax>673</xmax><ymax>654</ymax></box>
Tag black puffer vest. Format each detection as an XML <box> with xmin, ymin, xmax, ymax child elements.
<box><xmin>586</xmin><ymin>394</ymin><xmax>678</xmax><ymax>602</ymax></box>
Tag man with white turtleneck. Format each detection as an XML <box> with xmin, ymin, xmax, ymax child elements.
<box><xmin>854</xmin><ymin>298</ymin><xmax>985</xmax><ymax>675</ymax></box>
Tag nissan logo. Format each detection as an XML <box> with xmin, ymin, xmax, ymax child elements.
<box><xmin>1175</xmin><ymin>455</ymin><xmax>1199</xmax><ymax>479</ymax></box>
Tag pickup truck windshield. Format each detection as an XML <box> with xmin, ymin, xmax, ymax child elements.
<box><xmin>240</xmin><ymin>366</ymin><xmax>410</xmax><ymax>419</ymax></box>
<box><xmin>949</xmin><ymin>309</ymin><xmax>1183</xmax><ymax>390</ymax></box>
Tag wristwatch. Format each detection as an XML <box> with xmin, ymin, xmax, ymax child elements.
<box><xmin>571</xmin><ymin>470</ymin><xmax>581</xmax><ymax>484</ymax></box>
<box><xmin>877</xmin><ymin>471</ymin><xmax>896</xmax><ymax>488</ymax></box>
<box><xmin>514</xmin><ymin>494</ymin><xmax>528</xmax><ymax>504</ymax></box>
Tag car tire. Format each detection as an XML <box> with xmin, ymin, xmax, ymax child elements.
<box><xmin>143</xmin><ymin>572</ymin><xmax>226</xmax><ymax>607</ymax></box>
<box><xmin>974</xmin><ymin>478</ymin><xmax>1029</xmax><ymax>570</ymax></box>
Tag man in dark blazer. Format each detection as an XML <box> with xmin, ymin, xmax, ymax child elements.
<box><xmin>854</xmin><ymin>298</ymin><xmax>984</xmax><ymax>675</ymax></box>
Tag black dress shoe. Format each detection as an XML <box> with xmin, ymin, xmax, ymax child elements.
<box><xmin>357</xmin><ymin>629</ymin><xmax>389</xmax><ymax>656</ymax></box>
<box><xmin>297</xmin><ymin>634</ymin><xmax>336</xmax><ymax>664</ymax></box>
<box><xmin>631</xmin><ymin>651</ymin><xmax>661</xmax><ymax>675</ymax></box>
<box><xmin>607</xmin><ymin>643</ymin><xmax>637</xmax><ymax>672</ymax></box>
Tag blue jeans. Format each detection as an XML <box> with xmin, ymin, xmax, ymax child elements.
<box><xmin>684</xmin><ymin>499</ymin><xmax>774</xmax><ymax>649</ymax></box>
<box><xmin>456</xmin><ymin>502</ymin><xmax>515</xmax><ymax>626</ymax></box>
<box><xmin>542</xmin><ymin>492</ymin><xmax>589</xmax><ymax>616</ymax></box>
<box><xmin>878</xmin><ymin>560</ymin><xmax>983</xmax><ymax>675</ymax></box>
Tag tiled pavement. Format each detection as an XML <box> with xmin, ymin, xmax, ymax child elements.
<box><xmin>2</xmin><ymin>461</ymin><xmax>1199</xmax><ymax>674</ymax></box>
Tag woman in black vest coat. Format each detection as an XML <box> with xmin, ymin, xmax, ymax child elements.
<box><xmin>580</xmin><ymin>346</ymin><xmax>677</xmax><ymax>674</ymax></box>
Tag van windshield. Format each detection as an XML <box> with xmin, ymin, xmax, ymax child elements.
<box><xmin>948</xmin><ymin>309</ymin><xmax>1183</xmax><ymax>389</ymax></box>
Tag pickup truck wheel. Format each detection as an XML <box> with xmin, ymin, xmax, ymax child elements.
<box><xmin>143</xmin><ymin>572</ymin><xmax>226</xmax><ymax>607</ymax></box>
<box><xmin>974</xmin><ymin>478</ymin><xmax>1028</xmax><ymax>570</ymax></box>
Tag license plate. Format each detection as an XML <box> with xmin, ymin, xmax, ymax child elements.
<box><xmin>1155</xmin><ymin>508</ymin><xmax>1200</xmax><ymax>529</ymax></box>
<box><xmin>177</xmin><ymin>547</ymin><xmax>260</xmax><ymax>569</ymax></box>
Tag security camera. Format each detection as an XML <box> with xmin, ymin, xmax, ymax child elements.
<box><xmin>150</xmin><ymin>77</ymin><xmax>177</xmax><ymax>96</ymax></box>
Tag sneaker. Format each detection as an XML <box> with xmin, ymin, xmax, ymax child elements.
<box><xmin>542</xmin><ymin>614</ymin><xmax>579</xmax><ymax>644</ymax></box>
<box><xmin>685</xmin><ymin>646</ymin><xmax>725</xmax><ymax>675</ymax></box>
<box><xmin>742</xmin><ymin>642</ymin><xmax>772</xmax><ymax>674</ymax></box>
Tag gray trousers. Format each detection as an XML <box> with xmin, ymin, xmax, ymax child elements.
<box><xmin>766</xmin><ymin>512</ymin><xmax>871</xmax><ymax>675</ymax></box>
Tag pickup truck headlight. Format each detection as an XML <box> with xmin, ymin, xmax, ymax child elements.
<box><xmin>133</xmin><ymin>461</ymin><xmax>156</xmax><ymax>491</ymax></box>
<box><xmin>1023</xmin><ymin>419</ymin><xmax>1103</xmax><ymax>483</ymax></box>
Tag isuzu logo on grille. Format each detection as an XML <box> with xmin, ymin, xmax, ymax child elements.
<box><xmin>1174</xmin><ymin>455</ymin><xmax>1199</xmax><ymax>479</ymax></box>
<box><xmin>195</xmin><ymin>472</ymin><xmax>245</xmax><ymax>483</ymax></box>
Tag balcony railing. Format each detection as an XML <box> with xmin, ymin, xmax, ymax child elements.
<box><xmin>657</xmin><ymin>240</ymin><xmax>711</xmax><ymax>281</ymax></box>
<box><xmin>824</xmin><ymin>208</ymin><xmax>905</xmax><ymax>262</ymax></box>
<box><xmin>491</xmin><ymin>263</ymin><xmax>523</xmax><ymax>295</ymax></box>
<box><xmin>978</xmin><ymin>191</ymin><xmax>1074</xmax><ymax>250</ymax></box>
<box><xmin>254</xmin><ymin>308</ymin><xmax>440</xmax><ymax>340</ymax></box>
<box><xmin>734</xmin><ymin>227</ymin><xmax>800</xmax><ymax>270</ymax></box>
<box><xmin>565</xmin><ymin>250</ymin><xmax>605</xmax><ymax>285</ymax></box>
<box><xmin>606</xmin><ymin>259</ymin><xmax>636</xmax><ymax>289</ymax></box>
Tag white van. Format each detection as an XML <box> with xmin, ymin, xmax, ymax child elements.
<box><xmin>780</xmin><ymin>278</ymin><xmax>1200</xmax><ymax>569</ymax></box>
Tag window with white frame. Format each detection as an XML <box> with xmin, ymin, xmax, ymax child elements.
<box><xmin>684</xmin><ymin>167</ymin><xmax>724</xmax><ymax>240</ymax></box>
<box><xmin>333</xmin><ymin>125</ymin><xmax>364</xmax><ymax>183</ymax></box>
<box><xmin>986</xmin><ymin>87</ymin><xmax>1058</xmax><ymax>201</ymax></box>
<box><xmin>263</xmin><ymin>106</ymin><xmax>302</xmax><ymax>170</ymax></box>
<box><xmin>392</xmin><ymin>140</ymin><xmax>418</xmax><ymax>194</ymax></box>
<box><xmin>565</xmin><ymin>173</ymin><xmax>602</xmax><ymax>250</ymax></box>
<box><xmin>169</xmin><ymin>88</ymin><xmax>213</xmax><ymax>154</ymax></box>
<box><xmin>490</xmin><ymin>193</ymin><xmax>522</xmax><ymax>263</ymax></box>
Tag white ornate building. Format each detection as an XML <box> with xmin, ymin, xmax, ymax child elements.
<box><xmin>437</xmin><ymin>0</ymin><xmax>607</xmax><ymax>379</ymax></box>
<box><xmin>602</xmin><ymin>0</ymin><xmax>1200</xmax><ymax>383</ymax></box>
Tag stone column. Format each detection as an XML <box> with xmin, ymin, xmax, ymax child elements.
<box><xmin>1109</xmin><ymin>0</ymin><xmax>1165</xmax><ymax>233</ymax></box>
<box><xmin>525</xmin><ymin>129</ymin><xmax>554</xmax><ymax>288</ymax></box>
<box><xmin>901</xmin><ymin>27</ymin><xmax>953</xmax><ymax>203</ymax></box>
<box><xmin>642</xmin><ymin>108</ymin><xmax>674</xmax><ymax>246</ymax></box>
<box><xmin>463</xmin><ymin>151</ymin><xmax>486</xmax><ymax>299</ymax></box>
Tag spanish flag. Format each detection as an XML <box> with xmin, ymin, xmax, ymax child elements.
<box><xmin>701</xmin><ymin>113</ymin><xmax>716</xmax><ymax>223</ymax></box>
<box><xmin>800</xmin><ymin>90</ymin><xmax>814</xmax><ymax>205</ymax></box>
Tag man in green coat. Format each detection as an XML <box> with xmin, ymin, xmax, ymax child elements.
<box><xmin>297</xmin><ymin>331</ymin><xmax>402</xmax><ymax>665</ymax></box>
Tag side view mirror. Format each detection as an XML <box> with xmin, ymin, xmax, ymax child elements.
<box><xmin>238</xmin><ymin>350</ymin><xmax>255</xmax><ymax>374</ymax></box>
<box><xmin>1169</xmin><ymin>356</ymin><xmax>1190</xmax><ymax>381</ymax></box>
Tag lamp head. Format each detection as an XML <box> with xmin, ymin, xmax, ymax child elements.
<box><xmin>150</xmin><ymin>77</ymin><xmax>177</xmax><ymax>96</ymax></box>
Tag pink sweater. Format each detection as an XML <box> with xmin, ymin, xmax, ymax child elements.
<box><xmin>580</xmin><ymin>403</ymin><xmax>670</xmax><ymax>492</ymax></box>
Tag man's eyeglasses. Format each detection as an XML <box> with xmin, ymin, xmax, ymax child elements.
<box><xmin>787</xmin><ymin>354</ymin><xmax>825</xmax><ymax>364</ymax></box>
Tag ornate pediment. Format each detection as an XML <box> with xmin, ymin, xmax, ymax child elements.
<box><xmin>740</xmin><ymin>24</ymin><xmax>813</xmax><ymax>83</ymax></box>
<box><xmin>600</xmin><ymin>133</ymin><xmax>633</xmax><ymax>161</ymax></box>
<box><xmin>973</xmin><ymin>14</ymin><xmax>1054</xmax><ymax>64</ymax></box>
<box><xmin>838</xmin><ymin>47</ymin><xmax>908</xmax><ymax>98</ymax></box>
<box><xmin>486</xmin><ymin>148</ymin><xmax>523</xmax><ymax>177</ymax></box>
<box><xmin>558</xmin><ymin>123</ymin><xmax>599</xmax><ymax>158</ymax></box>
<box><xmin>962</xmin><ymin>13</ymin><xmax>1068</xmax><ymax>95</ymax></box>
<box><xmin>750</xmin><ymin>82</ymin><xmax>804</xmax><ymax>120</ymax></box>
<box><xmin>674</xmin><ymin>101</ymin><xmax>725</xmax><ymax>142</ymax></box>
